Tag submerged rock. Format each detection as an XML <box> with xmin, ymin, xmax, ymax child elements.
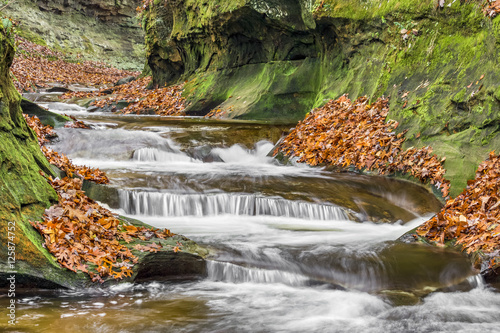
<box><xmin>115</xmin><ymin>76</ymin><xmax>137</xmax><ymax>86</ymax></box>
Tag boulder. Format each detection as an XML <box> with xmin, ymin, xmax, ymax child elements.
<box><xmin>115</xmin><ymin>76</ymin><xmax>136</xmax><ymax>86</ymax></box>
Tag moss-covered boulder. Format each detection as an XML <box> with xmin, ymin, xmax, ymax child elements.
<box><xmin>145</xmin><ymin>0</ymin><xmax>500</xmax><ymax>196</ymax></box>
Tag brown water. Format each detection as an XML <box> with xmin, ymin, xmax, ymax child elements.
<box><xmin>2</xmin><ymin>101</ymin><xmax>499</xmax><ymax>333</ymax></box>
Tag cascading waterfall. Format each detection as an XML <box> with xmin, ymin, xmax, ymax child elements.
<box><xmin>118</xmin><ymin>190</ymin><xmax>350</xmax><ymax>220</ymax></box>
<box><xmin>132</xmin><ymin>147</ymin><xmax>194</xmax><ymax>162</ymax></box>
<box><xmin>206</xmin><ymin>261</ymin><xmax>309</xmax><ymax>286</ymax></box>
<box><xmin>17</xmin><ymin>92</ymin><xmax>500</xmax><ymax>333</ymax></box>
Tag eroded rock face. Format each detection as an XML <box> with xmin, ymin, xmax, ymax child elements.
<box><xmin>36</xmin><ymin>0</ymin><xmax>140</xmax><ymax>26</ymax></box>
<box><xmin>144</xmin><ymin>0</ymin><xmax>322</xmax><ymax>120</ymax></box>
<box><xmin>5</xmin><ymin>0</ymin><xmax>144</xmax><ymax>70</ymax></box>
<box><xmin>146</xmin><ymin>0</ymin><xmax>500</xmax><ymax>197</ymax></box>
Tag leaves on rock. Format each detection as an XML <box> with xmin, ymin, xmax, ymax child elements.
<box><xmin>64</xmin><ymin>114</ymin><xmax>91</xmax><ymax>129</ymax></box>
<box><xmin>24</xmin><ymin>114</ymin><xmax>178</xmax><ymax>281</ymax></box>
<box><xmin>11</xmin><ymin>37</ymin><xmax>139</xmax><ymax>93</ymax></box>
<box><xmin>30</xmin><ymin>177</ymin><xmax>176</xmax><ymax>282</ymax></box>
<box><xmin>24</xmin><ymin>114</ymin><xmax>109</xmax><ymax>184</ymax></box>
<box><xmin>417</xmin><ymin>152</ymin><xmax>500</xmax><ymax>263</ymax></box>
<box><xmin>62</xmin><ymin>76</ymin><xmax>186</xmax><ymax>116</ymax></box>
<box><xmin>275</xmin><ymin>95</ymin><xmax>450</xmax><ymax>197</ymax></box>
<box><xmin>483</xmin><ymin>0</ymin><xmax>500</xmax><ymax>17</ymax></box>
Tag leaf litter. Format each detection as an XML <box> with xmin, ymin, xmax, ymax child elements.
<box><xmin>24</xmin><ymin>114</ymin><xmax>178</xmax><ymax>282</ymax></box>
<box><xmin>276</xmin><ymin>95</ymin><xmax>499</xmax><ymax>267</ymax></box>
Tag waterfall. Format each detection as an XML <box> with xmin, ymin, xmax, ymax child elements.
<box><xmin>119</xmin><ymin>190</ymin><xmax>349</xmax><ymax>220</ymax></box>
<box><xmin>207</xmin><ymin>261</ymin><xmax>308</xmax><ymax>286</ymax></box>
<box><xmin>133</xmin><ymin>147</ymin><xmax>193</xmax><ymax>162</ymax></box>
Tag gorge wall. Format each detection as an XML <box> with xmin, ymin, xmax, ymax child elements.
<box><xmin>144</xmin><ymin>0</ymin><xmax>500</xmax><ymax>196</ymax></box>
<box><xmin>0</xmin><ymin>21</ymin><xmax>81</xmax><ymax>288</ymax></box>
<box><xmin>4</xmin><ymin>0</ymin><xmax>144</xmax><ymax>70</ymax></box>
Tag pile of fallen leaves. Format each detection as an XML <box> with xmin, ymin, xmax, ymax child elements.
<box><xmin>417</xmin><ymin>151</ymin><xmax>500</xmax><ymax>258</ymax></box>
<box><xmin>11</xmin><ymin>37</ymin><xmax>139</xmax><ymax>92</ymax></box>
<box><xmin>483</xmin><ymin>0</ymin><xmax>500</xmax><ymax>17</ymax></box>
<box><xmin>276</xmin><ymin>95</ymin><xmax>450</xmax><ymax>197</ymax></box>
<box><xmin>24</xmin><ymin>114</ymin><xmax>109</xmax><ymax>184</ymax></box>
<box><xmin>62</xmin><ymin>76</ymin><xmax>186</xmax><ymax>116</ymax></box>
<box><xmin>30</xmin><ymin>177</ymin><xmax>175</xmax><ymax>282</ymax></box>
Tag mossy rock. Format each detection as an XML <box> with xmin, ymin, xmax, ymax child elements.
<box><xmin>146</xmin><ymin>0</ymin><xmax>500</xmax><ymax>196</ymax></box>
<box><xmin>20</xmin><ymin>98</ymin><xmax>70</xmax><ymax>128</ymax></box>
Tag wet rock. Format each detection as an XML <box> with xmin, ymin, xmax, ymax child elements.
<box><xmin>100</xmin><ymin>88</ymin><xmax>114</xmax><ymax>95</ymax></box>
<box><xmin>187</xmin><ymin>144</ymin><xmax>224</xmax><ymax>162</ymax></box>
<box><xmin>46</xmin><ymin>86</ymin><xmax>72</xmax><ymax>93</ymax></box>
<box><xmin>378</xmin><ymin>290</ymin><xmax>421</xmax><ymax>306</ymax></box>
<box><xmin>20</xmin><ymin>98</ymin><xmax>70</xmax><ymax>127</ymax></box>
<box><xmin>82</xmin><ymin>180</ymin><xmax>120</xmax><ymax>208</ymax></box>
<box><xmin>480</xmin><ymin>261</ymin><xmax>500</xmax><ymax>284</ymax></box>
<box><xmin>115</xmin><ymin>76</ymin><xmax>136</xmax><ymax>86</ymax></box>
<box><xmin>134</xmin><ymin>252</ymin><xmax>207</xmax><ymax>282</ymax></box>
<box><xmin>0</xmin><ymin>273</ymin><xmax>69</xmax><ymax>290</ymax></box>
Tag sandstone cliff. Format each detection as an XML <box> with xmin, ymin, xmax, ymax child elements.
<box><xmin>5</xmin><ymin>0</ymin><xmax>144</xmax><ymax>70</ymax></box>
<box><xmin>144</xmin><ymin>0</ymin><xmax>500</xmax><ymax>196</ymax></box>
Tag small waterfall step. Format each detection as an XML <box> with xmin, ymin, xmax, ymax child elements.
<box><xmin>119</xmin><ymin>190</ymin><xmax>350</xmax><ymax>220</ymax></box>
<box><xmin>207</xmin><ymin>261</ymin><xmax>308</xmax><ymax>286</ymax></box>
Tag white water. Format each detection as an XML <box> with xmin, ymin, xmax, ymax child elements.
<box><xmin>27</xmin><ymin>104</ymin><xmax>500</xmax><ymax>333</ymax></box>
<box><xmin>132</xmin><ymin>147</ymin><xmax>193</xmax><ymax>163</ymax></box>
<box><xmin>119</xmin><ymin>190</ymin><xmax>349</xmax><ymax>220</ymax></box>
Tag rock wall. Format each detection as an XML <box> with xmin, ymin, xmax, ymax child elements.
<box><xmin>0</xmin><ymin>21</ymin><xmax>79</xmax><ymax>288</ymax></box>
<box><xmin>4</xmin><ymin>0</ymin><xmax>144</xmax><ymax>70</ymax></box>
<box><xmin>144</xmin><ymin>0</ymin><xmax>321</xmax><ymax>119</ymax></box>
<box><xmin>145</xmin><ymin>0</ymin><xmax>500</xmax><ymax>196</ymax></box>
<box><xmin>36</xmin><ymin>0</ymin><xmax>139</xmax><ymax>26</ymax></box>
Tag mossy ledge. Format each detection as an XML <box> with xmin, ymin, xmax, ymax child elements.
<box><xmin>145</xmin><ymin>0</ymin><xmax>500</xmax><ymax>197</ymax></box>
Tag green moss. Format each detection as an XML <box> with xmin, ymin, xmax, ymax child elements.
<box><xmin>451</xmin><ymin>88</ymin><xmax>467</xmax><ymax>104</ymax></box>
<box><xmin>315</xmin><ymin>0</ymin><xmax>435</xmax><ymax>20</ymax></box>
<box><xmin>15</xmin><ymin>28</ymin><xmax>48</xmax><ymax>46</ymax></box>
<box><xmin>146</xmin><ymin>0</ymin><xmax>500</xmax><ymax>197</ymax></box>
<box><xmin>184</xmin><ymin>58</ymin><xmax>322</xmax><ymax>121</ymax></box>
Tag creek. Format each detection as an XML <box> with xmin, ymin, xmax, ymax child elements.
<box><xmin>7</xmin><ymin>95</ymin><xmax>500</xmax><ymax>332</ymax></box>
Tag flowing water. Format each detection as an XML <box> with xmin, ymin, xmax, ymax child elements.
<box><xmin>3</xmin><ymin>98</ymin><xmax>500</xmax><ymax>332</ymax></box>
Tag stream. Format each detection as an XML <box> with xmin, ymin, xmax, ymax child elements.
<box><xmin>5</xmin><ymin>95</ymin><xmax>500</xmax><ymax>332</ymax></box>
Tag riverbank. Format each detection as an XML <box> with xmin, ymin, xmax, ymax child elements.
<box><xmin>275</xmin><ymin>94</ymin><xmax>500</xmax><ymax>282</ymax></box>
<box><xmin>0</xmin><ymin>21</ymin><xmax>208</xmax><ymax>289</ymax></box>
<box><xmin>5</xmin><ymin>103</ymin><xmax>499</xmax><ymax>332</ymax></box>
